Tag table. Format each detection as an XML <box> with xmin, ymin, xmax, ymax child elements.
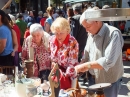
<box><xmin>0</xmin><ymin>86</ymin><xmax>19</xmax><ymax>97</ymax></box>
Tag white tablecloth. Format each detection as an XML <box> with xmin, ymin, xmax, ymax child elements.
<box><xmin>0</xmin><ymin>87</ymin><xmax>19</xmax><ymax>97</ymax></box>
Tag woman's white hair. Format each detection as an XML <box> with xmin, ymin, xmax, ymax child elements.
<box><xmin>30</xmin><ymin>23</ymin><xmax>44</xmax><ymax>35</ymax></box>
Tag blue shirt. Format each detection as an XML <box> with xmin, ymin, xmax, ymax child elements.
<box><xmin>45</xmin><ymin>17</ymin><xmax>53</xmax><ymax>26</ymax></box>
<box><xmin>25</xmin><ymin>16</ymin><xmax>36</xmax><ymax>23</ymax></box>
<box><xmin>0</xmin><ymin>25</ymin><xmax>13</xmax><ymax>56</ymax></box>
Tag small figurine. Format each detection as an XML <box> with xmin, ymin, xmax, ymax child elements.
<box><xmin>48</xmin><ymin>63</ymin><xmax>60</xmax><ymax>97</ymax></box>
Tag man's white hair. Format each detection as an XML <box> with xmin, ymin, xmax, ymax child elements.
<box><xmin>38</xmin><ymin>11</ymin><xmax>43</xmax><ymax>15</ymax></box>
<box><xmin>30</xmin><ymin>23</ymin><xmax>44</xmax><ymax>35</ymax></box>
<box><xmin>80</xmin><ymin>8</ymin><xmax>96</xmax><ymax>25</ymax></box>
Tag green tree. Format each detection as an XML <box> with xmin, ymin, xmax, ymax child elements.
<box><xmin>51</xmin><ymin>0</ymin><xmax>65</xmax><ymax>8</ymax></box>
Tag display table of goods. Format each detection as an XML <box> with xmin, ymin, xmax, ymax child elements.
<box><xmin>0</xmin><ymin>61</ymin><xmax>112</xmax><ymax>97</ymax></box>
<box><xmin>0</xmin><ymin>73</ymin><xmax>51</xmax><ymax>97</ymax></box>
<box><xmin>0</xmin><ymin>73</ymin><xmax>87</xmax><ymax>97</ymax></box>
<box><xmin>0</xmin><ymin>73</ymin><xmax>112</xmax><ymax>97</ymax></box>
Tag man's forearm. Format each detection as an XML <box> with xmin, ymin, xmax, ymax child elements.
<box><xmin>84</xmin><ymin>61</ymin><xmax>103</xmax><ymax>69</ymax></box>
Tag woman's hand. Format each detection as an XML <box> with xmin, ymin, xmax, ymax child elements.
<box><xmin>51</xmin><ymin>62</ymin><xmax>56</xmax><ymax>69</ymax></box>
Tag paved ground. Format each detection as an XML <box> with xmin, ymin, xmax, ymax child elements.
<box><xmin>79</xmin><ymin>60</ymin><xmax>130</xmax><ymax>97</ymax></box>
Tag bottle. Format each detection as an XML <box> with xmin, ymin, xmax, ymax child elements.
<box><xmin>112</xmin><ymin>0</ymin><xmax>117</xmax><ymax>8</ymax></box>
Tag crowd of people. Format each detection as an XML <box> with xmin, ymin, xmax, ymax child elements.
<box><xmin>0</xmin><ymin>2</ymin><xmax>125</xmax><ymax>97</ymax></box>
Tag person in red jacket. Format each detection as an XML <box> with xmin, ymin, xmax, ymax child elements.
<box><xmin>9</xmin><ymin>14</ymin><xmax>22</xmax><ymax>70</ymax></box>
<box><xmin>118</xmin><ymin>21</ymin><xmax>126</xmax><ymax>34</ymax></box>
<box><xmin>40</xmin><ymin>13</ymin><xmax>48</xmax><ymax>29</ymax></box>
<box><xmin>24</xmin><ymin>22</ymin><xmax>33</xmax><ymax>39</ymax></box>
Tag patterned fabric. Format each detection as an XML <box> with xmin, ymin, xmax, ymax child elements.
<box><xmin>22</xmin><ymin>37</ymin><xmax>51</xmax><ymax>76</ymax></box>
<box><xmin>49</xmin><ymin>34</ymin><xmax>79</xmax><ymax>78</ymax></box>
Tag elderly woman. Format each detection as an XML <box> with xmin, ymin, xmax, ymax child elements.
<box><xmin>22</xmin><ymin>23</ymin><xmax>51</xmax><ymax>81</ymax></box>
<box><xmin>49</xmin><ymin>17</ymin><xmax>79</xmax><ymax>89</ymax></box>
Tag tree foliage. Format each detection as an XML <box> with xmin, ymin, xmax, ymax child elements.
<box><xmin>52</xmin><ymin>0</ymin><xmax>65</xmax><ymax>5</ymax></box>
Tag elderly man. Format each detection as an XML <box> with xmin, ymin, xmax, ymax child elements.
<box><xmin>75</xmin><ymin>8</ymin><xmax>124</xmax><ymax>97</ymax></box>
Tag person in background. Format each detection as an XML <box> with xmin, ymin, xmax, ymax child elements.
<box><xmin>67</xmin><ymin>7</ymin><xmax>74</xmax><ymax>31</ymax></box>
<box><xmin>16</xmin><ymin>13</ymin><xmax>27</xmax><ymax>47</ymax></box>
<box><xmin>40</xmin><ymin>13</ymin><xmax>48</xmax><ymax>29</ymax></box>
<box><xmin>9</xmin><ymin>14</ymin><xmax>22</xmax><ymax>53</ymax></box>
<box><xmin>22</xmin><ymin>23</ymin><xmax>51</xmax><ymax>82</ymax></box>
<box><xmin>75</xmin><ymin>8</ymin><xmax>124</xmax><ymax>97</ymax></box>
<box><xmin>9</xmin><ymin>14</ymin><xmax>22</xmax><ymax>70</ymax></box>
<box><xmin>67</xmin><ymin>7</ymin><xmax>74</xmax><ymax>20</ymax></box>
<box><xmin>6</xmin><ymin>14</ymin><xmax>18</xmax><ymax>57</ymax></box>
<box><xmin>58</xmin><ymin>10</ymin><xmax>64</xmax><ymax>17</ymax></box>
<box><xmin>25</xmin><ymin>11</ymin><xmax>36</xmax><ymax>24</ymax></box>
<box><xmin>118</xmin><ymin>21</ymin><xmax>126</xmax><ymax>34</ymax></box>
<box><xmin>44</xmin><ymin>7</ymin><xmax>54</xmax><ymax>35</ymax></box>
<box><xmin>24</xmin><ymin>22</ymin><xmax>33</xmax><ymax>39</ymax></box>
<box><xmin>23</xmin><ymin>10</ymin><xmax>29</xmax><ymax>21</ymax></box>
<box><xmin>52</xmin><ymin>9</ymin><xmax>59</xmax><ymax>20</ymax></box>
<box><xmin>0</xmin><ymin>10</ymin><xmax>15</xmax><ymax>67</ymax></box>
<box><xmin>49</xmin><ymin>17</ymin><xmax>79</xmax><ymax>89</ymax></box>
<box><xmin>71</xmin><ymin>3</ymin><xmax>87</xmax><ymax>62</ymax></box>
<box><xmin>36</xmin><ymin>11</ymin><xmax>43</xmax><ymax>23</ymax></box>
<box><xmin>70</xmin><ymin>3</ymin><xmax>88</xmax><ymax>84</ymax></box>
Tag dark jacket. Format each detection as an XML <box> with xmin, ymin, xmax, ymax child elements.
<box><xmin>70</xmin><ymin>14</ymin><xmax>87</xmax><ymax>52</ymax></box>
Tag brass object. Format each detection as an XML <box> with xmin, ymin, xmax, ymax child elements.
<box><xmin>88</xmin><ymin>83</ymin><xmax>111</xmax><ymax>97</ymax></box>
<box><xmin>24</xmin><ymin>60</ymin><xmax>34</xmax><ymax>78</ymax></box>
<box><xmin>66</xmin><ymin>80</ymin><xmax>87</xmax><ymax>97</ymax></box>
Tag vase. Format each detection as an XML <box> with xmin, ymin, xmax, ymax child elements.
<box><xmin>15</xmin><ymin>81</ymin><xmax>27</xmax><ymax>97</ymax></box>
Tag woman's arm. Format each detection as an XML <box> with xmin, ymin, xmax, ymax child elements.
<box><xmin>1</xmin><ymin>0</ymin><xmax>12</xmax><ymax>10</ymax></box>
<box><xmin>44</xmin><ymin>22</ymin><xmax>50</xmax><ymax>33</ymax></box>
<box><xmin>0</xmin><ymin>39</ymin><xmax>6</xmax><ymax>54</ymax></box>
<box><xmin>66</xmin><ymin>39</ymin><xmax>79</xmax><ymax>78</ymax></box>
<box><xmin>11</xmin><ymin>29</ymin><xmax>18</xmax><ymax>56</ymax></box>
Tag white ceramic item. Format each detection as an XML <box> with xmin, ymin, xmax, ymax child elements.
<box><xmin>40</xmin><ymin>80</ymin><xmax>50</xmax><ymax>91</ymax></box>
<box><xmin>0</xmin><ymin>73</ymin><xmax>7</xmax><ymax>83</ymax></box>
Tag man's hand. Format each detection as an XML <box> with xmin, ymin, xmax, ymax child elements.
<box><xmin>75</xmin><ymin>63</ymin><xmax>88</xmax><ymax>74</ymax></box>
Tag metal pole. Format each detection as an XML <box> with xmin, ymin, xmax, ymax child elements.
<box><xmin>19</xmin><ymin>0</ymin><xmax>20</xmax><ymax>13</ymax></box>
<box><xmin>29</xmin><ymin>0</ymin><xmax>30</xmax><ymax>11</ymax></box>
<box><xmin>56</xmin><ymin>0</ymin><xmax>57</xmax><ymax>8</ymax></box>
<box><xmin>48</xmin><ymin>0</ymin><xmax>50</xmax><ymax>6</ymax></box>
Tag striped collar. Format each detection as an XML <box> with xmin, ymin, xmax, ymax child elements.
<box><xmin>96</xmin><ymin>23</ymin><xmax>107</xmax><ymax>37</ymax></box>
